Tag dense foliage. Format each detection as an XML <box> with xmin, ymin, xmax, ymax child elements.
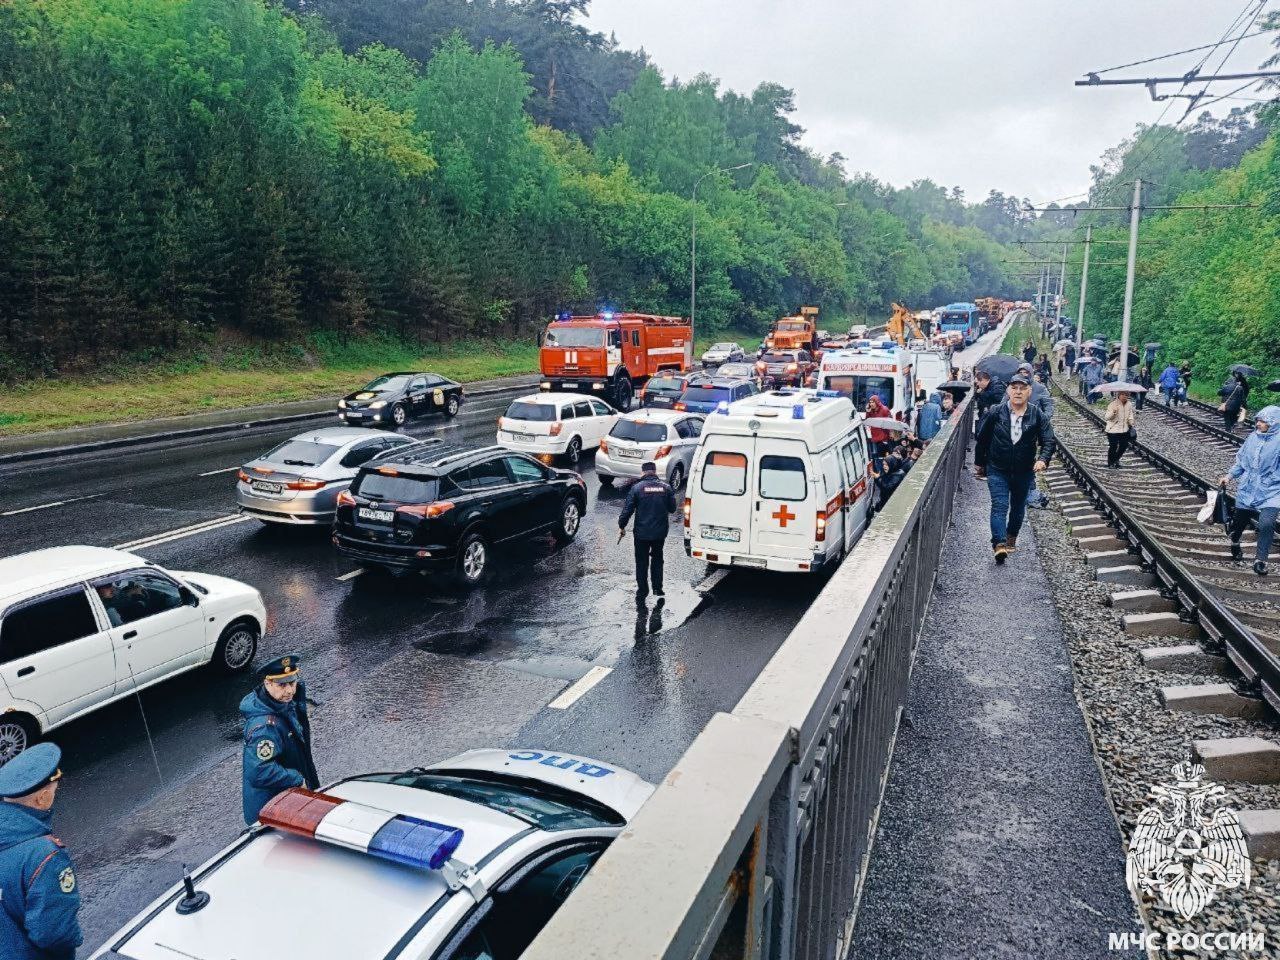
<box><xmin>0</xmin><ymin>0</ymin><xmax>1027</xmax><ymax>382</ymax></box>
<box><xmin>1065</xmin><ymin>108</ymin><xmax>1279</xmax><ymax>395</ymax></box>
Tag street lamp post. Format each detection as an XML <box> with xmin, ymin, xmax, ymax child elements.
<box><xmin>691</xmin><ymin>163</ymin><xmax>753</xmax><ymax>342</ymax></box>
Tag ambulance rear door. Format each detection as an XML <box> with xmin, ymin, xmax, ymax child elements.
<box><xmin>750</xmin><ymin>436</ymin><xmax>816</xmax><ymax>561</ymax></box>
<box><xmin>690</xmin><ymin>433</ymin><xmax>756</xmax><ymax>554</ymax></box>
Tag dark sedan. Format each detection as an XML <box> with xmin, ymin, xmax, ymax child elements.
<box><xmin>338</xmin><ymin>372</ymin><xmax>463</xmax><ymax>428</ymax></box>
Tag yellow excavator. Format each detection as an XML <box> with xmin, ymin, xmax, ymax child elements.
<box><xmin>885</xmin><ymin>302</ymin><xmax>926</xmax><ymax>346</ymax></box>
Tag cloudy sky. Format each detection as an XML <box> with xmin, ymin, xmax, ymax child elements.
<box><xmin>586</xmin><ymin>0</ymin><xmax>1276</xmax><ymax>204</ymax></box>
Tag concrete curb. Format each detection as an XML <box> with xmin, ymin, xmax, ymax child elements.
<box><xmin>0</xmin><ymin>379</ymin><xmax>538</xmax><ymax>467</ymax></box>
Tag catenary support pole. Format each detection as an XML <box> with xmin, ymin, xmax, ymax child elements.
<box><xmin>1118</xmin><ymin>179</ymin><xmax>1142</xmax><ymax>386</ymax></box>
<box><xmin>1056</xmin><ymin>243</ymin><xmax>1067</xmax><ymax>330</ymax></box>
<box><xmin>1075</xmin><ymin>225</ymin><xmax>1091</xmax><ymax>354</ymax></box>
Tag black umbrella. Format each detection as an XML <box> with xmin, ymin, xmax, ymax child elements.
<box><xmin>937</xmin><ymin>380</ymin><xmax>972</xmax><ymax>398</ymax></box>
<box><xmin>1108</xmin><ymin>348</ymin><xmax>1140</xmax><ymax>366</ymax></box>
<box><xmin>1268</xmin><ymin>379</ymin><xmax>1280</xmax><ymax>392</ymax></box>
<box><xmin>1144</xmin><ymin>342</ymin><xmax>1162</xmax><ymax>350</ymax></box>
<box><xmin>974</xmin><ymin>354</ymin><xmax>1021</xmax><ymax>380</ymax></box>
<box><xmin>1231</xmin><ymin>363</ymin><xmax>1261</xmax><ymax>378</ymax></box>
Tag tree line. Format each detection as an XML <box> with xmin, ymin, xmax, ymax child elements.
<box><xmin>0</xmin><ymin>0</ymin><xmax>1030</xmax><ymax>383</ymax></box>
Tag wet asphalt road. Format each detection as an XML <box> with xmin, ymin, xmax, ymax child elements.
<box><xmin>0</xmin><ymin>391</ymin><xmax>826</xmax><ymax>952</ymax></box>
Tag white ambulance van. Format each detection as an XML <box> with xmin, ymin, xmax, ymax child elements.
<box><xmin>815</xmin><ymin>344</ymin><xmax>912</xmax><ymax>417</ymax></box>
<box><xmin>683</xmin><ymin>390</ymin><xmax>872</xmax><ymax>573</ymax></box>
<box><xmin>909</xmin><ymin>348</ymin><xmax>951</xmax><ymax>400</ymax></box>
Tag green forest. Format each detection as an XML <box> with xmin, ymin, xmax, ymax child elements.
<box><xmin>0</xmin><ymin>0</ymin><xmax>1040</xmax><ymax>387</ymax></box>
<box><xmin>1062</xmin><ymin>105</ymin><xmax>1280</xmax><ymax>396</ymax></box>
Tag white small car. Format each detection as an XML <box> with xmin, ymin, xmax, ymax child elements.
<box><xmin>596</xmin><ymin>410</ymin><xmax>705</xmax><ymax>489</ymax></box>
<box><xmin>701</xmin><ymin>342</ymin><xmax>744</xmax><ymax>367</ymax></box>
<box><xmin>496</xmin><ymin>392</ymin><xmax>619</xmax><ymax>465</ymax></box>
<box><xmin>0</xmin><ymin>546</ymin><xmax>266</xmax><ymax>764</ymax></box>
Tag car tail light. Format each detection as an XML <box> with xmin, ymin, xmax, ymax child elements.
<box><xmin>599</xmin><ymin>437</ymin><xmax>610</xmax><ymax>453</ymax></box>
<box><xmin>286</xmin><ymin>479</ymin><xmax>325</xmax><ymax>491</ymax></box>
<box><xmin>683</xmin><ymin>497</ymin><xmax>691</xmax><ymax>527</ymax></box>
<box><xmin>237</xmin><ymin>469</ymin><xmax>251</xmax><ymax>483</ymax></box>
<box><xmin>655</xmin><ymin>444</ymin><xmax>672</xmax><ymax>459</ymax></box>
<box><xmin>755</xmin><ymin>361</ymin><xmax>766</xmax><ymax>370</ymax></box>
<box><xmin>377</xmin><ymin>466</ymin><xmax>399</xmax><ymax>476</ymax></box>
<box><xmin>674</xmin><ymin>402</ymin><xmax>686</xmax><ymax>412</ymax></box>
<box><xmin>549</xmin><ymin>422</ymin><xmax>563</xmax><ymax>437</ymax></box>
<box><xmin>336</xmin><ymin>490</ymin><xmax>356</xmax><ymax>508</ymax></box>
<box><xmin>497</xmin><ymin>416</ymin><xmax>507</xmax><ymax>430</ymax></box>
<box><xmin>787</xmin><ymin>363</ymin><xmax>799</xmax><ymax>372</ymax></box>
<box><xmin>815</xmin><ymin>509</ymin><xmax>827</xmax><ymax>542</ymax></box>
<box><xmin>397</xmin><ymin>501</ymin><xmax>455</xmax><ymax>519</ymax></box>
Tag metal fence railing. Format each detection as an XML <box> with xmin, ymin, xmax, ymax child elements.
<box><xmin>521</xmin><ymin>383</ymin><xmax>976</xmax><ymax>960</ymax></box>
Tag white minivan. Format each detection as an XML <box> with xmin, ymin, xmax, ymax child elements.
<box><xmin>684</xmin><ymin>390</ymin><xmax>872</xmax><ymax>573</ymax></box>
<box><xmin>0</xmin><ymin>546</ymin><xmax>266</xmax><ymax>763</ymax></box>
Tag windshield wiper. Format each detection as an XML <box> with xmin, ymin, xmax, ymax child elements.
<box><xmin>283</xmin><ymin>459</ymin><xmax>315</xmax><ymax>467</ymax></box>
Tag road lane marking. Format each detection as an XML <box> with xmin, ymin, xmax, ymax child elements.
<box><xmin>694</xmin><ymin>568</ymin><xmax>730</xmax><ymax>594</ymax></box>
<box><xmin>547</xmin><ymin>666</ymin><xmax>612</xmax><ymax>710</ymax></box>
<box><xmin>1</xmin><ymin>495</ymin><xmax>97</xmax><ymax>516</ymax></box>
<box><xmin>336</xmin><ymin>568</ymin><xmax>365</xmax><ymax>581</ymax></box>
<box><xmin>198</xmin><ymin>466</ymin><xmax>242</xmax><ymax>477</ymax></box>
<box><xmin>115</xmin><ymin>514</ymin><xmax>252</xmax><ymax>550</ymax></box>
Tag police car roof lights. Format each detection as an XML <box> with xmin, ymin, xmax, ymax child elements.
<box><xmin>259</xmin><ymin>787</ymin><xmax>467</xmax><ymax>874</ymax></box>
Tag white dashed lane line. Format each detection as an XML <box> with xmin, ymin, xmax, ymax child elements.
<box><xmin>198</xmin><ymin>466</ymin><xmax>242</xmax><ymax>477</ymax></box>
<box><xmin>335</xmin><ymin>568</ymin><xmax>365</xmax><ymax>582</ymax></box>
<box><xmin>1</xmin><ymin>495</ymin><xmax>98</xmax><ymax>516</ymax></box>
<box><xmin>546</xmin><ymin>666</ymin><xmax>613</xmax><ymax>710</ymax></box>
<box><xmin>114</xmin><ymin>514</ymin><xmax>253</xmax><ymax>551</ymax></box>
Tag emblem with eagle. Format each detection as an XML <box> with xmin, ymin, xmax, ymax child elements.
<box><xmin>1126</xmin><ymin>760</ymin><xmax>1250</xmax><ymax>921</ymax></box>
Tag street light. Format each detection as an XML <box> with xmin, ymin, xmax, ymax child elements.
<box><xmin>690</xmin><ymin>163</ymin><xmax>753</xmax><ymax>341</ymax></box>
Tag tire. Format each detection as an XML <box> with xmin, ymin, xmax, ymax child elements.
<box><xmin>668</xmin><ymin>462</ymin><xmax>685</xmax><ymax>490</ymax></box>
<box><xmin>391</xmin><ymin>403</ymin><xmax>407</xmax><ymax>427</ymax></box>
<box><xmin>564</xmin><ymin>437</ymin><xmax>582</xmax><ymax>465</ymax></box>
<box><xmin>213</xmin><ymin>619</ymin><xmax>259</xmax><ymax>674</ymax></box>
<box><xmin>554</xmin><ymin>496</ymin><xmax>584</xmax><ymax>544</ymax></box>
<box><xmin>0</xmin><ymin>714</ymin><xmax>38</xmax><ymax>767</ymax></box>
<box><xmin>445</xmin><ymin>395</ymin><xmax>460</xmax><ymax>418</ymax></box>
<box><xmin>614</xmin><ymin>378</ymin><xmax>633</xmax><ymax>411</ymax></box>
<box><xmin>598</xmin><ymin>475</ymin><xmax>615</xmax><ymax>487</ymax></box>
<box><xmin>456</xmin><ymin>531</ymin><xmax>489</xmax><ymax>588</ymax></box>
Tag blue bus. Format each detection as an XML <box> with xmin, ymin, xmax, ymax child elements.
<box><xmin>938</xmin><ymin>302</ymin><xmax>980</xmax><ymax>346</ymax></box>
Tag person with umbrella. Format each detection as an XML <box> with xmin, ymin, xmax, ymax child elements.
<box><xmin>1220</xmin><ymin>405</ymin><xmax>1280</xmax><ymax>576</ymax></box>
<box><xmin>1221</xmin><ymin>368</ymin><xmax>1253</xmax><ymax>431</ymax></box>
<box><xmin>916</xmin><ymin>391</ymin><xmax>944</xmax><ymax>442</ymax></box>
<box><xmin>1101</xmin><ymin>384</ymin><xmax>1139</xmax><ymax>468</ymax></box>
<box><xmin>1080</xmin><ymin>357</ymin><xmax>1103</xmax><ymax>402</ymax></box>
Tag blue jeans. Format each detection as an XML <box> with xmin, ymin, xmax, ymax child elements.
<box><xmin>987</xmin><ymin>467</ymin><xmax>1032</xmax><ymax>547</ymax></box>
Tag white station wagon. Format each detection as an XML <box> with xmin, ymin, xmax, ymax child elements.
<box><xmin>0</xmin><ymin>546</ymin><xmax>266</xmax><ymax>763</ymax></box>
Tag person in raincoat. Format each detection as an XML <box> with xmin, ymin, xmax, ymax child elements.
<box><xmin>916</xmin><ymin>392</ymin><xmax>943</xmax><ymax>442</ymax></box>
<box><xmin>1220</xmin><ymin>405</ymin><xmax>1280</xmax><ymax>576</ymax></box>
<box><xmin>1158</xmin><ymin>363</ymin><xmax>1181</xmax><ymax>406</ymax></box>
<box><xmin>865</xmin><ymin>395</ymin><xmax>893</xmax><ymax>455</ymax></box>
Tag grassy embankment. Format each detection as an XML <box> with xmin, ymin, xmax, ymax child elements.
<box><xmin>0</xmin><ymin>328</ymin><xmax>761</xmax><ymax>436</ymax></box>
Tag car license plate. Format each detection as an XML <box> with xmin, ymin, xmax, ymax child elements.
<box><xmin>512</xmin><ymin>433</ymin><xmax>535</xmax><ymax>442</ymax></box>
<box><xmin>561</xmin><ymin>381</ymin><xmax>577</xmax><ymax>389</ymax></box>
<box><xmin>252</xmin><ymin>481</ymin><xmax>283</xmax><ymax>494</ymax></box>
<box><xmin>701</xmin><ymin>525</ymin><xmax>740</xmax><ymax>543</ymax></box>
<box><xmin>732</xmin><ymin>555</ymin><xmax>767</xmax><ymax>568</ymax></box>
<box><xmin>617</xmin><ymin>448</ymin><xmax>642</xmax><ymax>459</ymax></box>
<box><xmin>358</xmin><ymin>507</ymin><xmax>394</xmax><ymax>523</ymax></box>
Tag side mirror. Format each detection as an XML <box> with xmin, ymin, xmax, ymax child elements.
<box><xmin>180</xmin><ymin>587</ymin><xmax>199</xmax><ymax>607</ymax></box>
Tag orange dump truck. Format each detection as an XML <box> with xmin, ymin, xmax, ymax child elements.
<box><xmin>539</xmin><ymin>311</ymin><xmax>692</xmax><ymax>409</ymax></box>
<box><xmin>765</xmin><ymin>306</ymin><xmax>820</xmax><ymax>352</ymax></box>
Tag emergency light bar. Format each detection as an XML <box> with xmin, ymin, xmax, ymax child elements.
<box><xmin>259</xmin><ymin>788</ymin><xmax>464</xmax><ymax>872</ymax></box>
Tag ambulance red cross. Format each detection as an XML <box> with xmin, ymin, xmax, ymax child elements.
<box><xmin>91</xmin><ymin>749</ymin><xmax>653</xmax><ymax>960</ymax></box>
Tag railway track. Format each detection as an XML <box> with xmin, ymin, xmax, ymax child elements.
<box><xmin>1141</xmin><ymin>393</ymin><xmax>1243</xmax><ymax>450</ymax></box>
<box><xmin>1049</xmin><ymin>385</ymin><xmax>1280</xmax><ymax>710</ymax></box>
<box><xmin>1187</xmin><ymin>394</ymin><xmax>1257</xmax><ymax>433</ymax></box>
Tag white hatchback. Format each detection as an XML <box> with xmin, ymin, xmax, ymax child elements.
<box><xmin>596</xmin><ymin>409</ymin><xmax>705</xmax><ymax>489</ymax></box>
<box><xmin>496</xmin><ymin>392</ymin><xmax>619</xmax><ymax>466</ymax></box>
<box><xmin>0</xmin><ymin>546</ymin><xmax>266</xmax><ymax>764</ymax></box>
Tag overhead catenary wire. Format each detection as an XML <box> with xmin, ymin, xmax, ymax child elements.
<box><xmin>1085</xmin><ymin>26</ymin><xmax>1272</xmax><ymax>75</ymax></box>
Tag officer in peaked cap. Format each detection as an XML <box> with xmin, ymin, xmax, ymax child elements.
<box><xmin>0</xmin><ymin>743</ymin><xmax>83</xmax><ymax>960</ymax></box>
<box><xmin>240</xmin><ymin>654</ymin><xmax>320</xmax><ymax>824</ymax></box>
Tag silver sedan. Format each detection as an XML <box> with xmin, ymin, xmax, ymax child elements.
<box><xmin>236</xmin><ymin>428</ymin><xmax>431</xmax><ymax>525</ymax></box>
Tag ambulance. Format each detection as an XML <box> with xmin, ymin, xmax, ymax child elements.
<box><xmin>683</xmin><ymin>390</ymin><xmax>872</xmax><ymax>574</ymax></box>
<box><xmin>815</xmin><ymin>343</ymin><xmax>913</xmax><ymax>416</ymax></box>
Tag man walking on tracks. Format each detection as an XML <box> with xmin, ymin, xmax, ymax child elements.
<box><xmin>974</xmin><ymin>373</ymin><xmax>1056</xmax><ymax>564</ymax></box>
<box><xmin>619</xmin><ymin>461</ymin><xmax>677</xmax><ymax>599</ymax></box>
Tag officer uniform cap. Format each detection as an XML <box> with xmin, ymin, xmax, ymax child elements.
<box><xmin>641</xmin><ymin>461</ymin><xmax>657</xmax><ymax>473</ymax></box>
<box><xmin>0</xmin><ymin>742</ymin><xmax>62</xmax><ymax>798</ymax></box>
<box><xmin>1009</xmin><ymin>372</ymin><xmax>1032</xmax><ymax>386</ymax></box>
<box><xmin>259</xmin><ymin>654</ymin><xmax>302</xmax><ymax>683</ymax></box>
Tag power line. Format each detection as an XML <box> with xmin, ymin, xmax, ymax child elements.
<box><xmin>1179</xmin><ymin>0</ymin><xmax>1271</xmax><ymax>121</ymax></box>
<box><xmin>1084</xmin><ymin>27</ymin><xmax>1272</xmax><ymax>76</ymax></box>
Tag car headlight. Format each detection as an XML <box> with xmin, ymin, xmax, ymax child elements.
<box><xmin>338</xmin><ymin>399</ymin><xmax>347</xmax><ymax>409</ymax></box>
<box><xmin>369</xmin><ymin>400</ymin><xmax>387</xmax><ymax>409</ymax></box>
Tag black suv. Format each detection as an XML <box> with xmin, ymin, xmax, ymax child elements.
<box><xmin>332</xmin><ymin>445</ymin><xmax>588</xmax><ymax>586</ymax></box>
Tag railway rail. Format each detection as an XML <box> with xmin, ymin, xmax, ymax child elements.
<box><xmin>1141</xmin><ymin>393</ymin><xmax>1244</xmax><ymax>449</ymax></box>
<box><xmin>1187</xmin><ymin>394</ymin><xmax>1257</xmax><ymax>433</ymax></box>
<box><xmin>1050</xmin><ymin>384</ymin><xmax>1280</xmax><ymax>711</ymax></box>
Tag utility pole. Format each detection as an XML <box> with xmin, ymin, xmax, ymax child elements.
<box><xmin>1117</xmin><ymin>179</ymin><xmax>1142</xmax><ymax>385</ymax></box>
<box><xmin>1036</xmin><ymin>266</ymin><xmax>1045</xmax><ymax>315</ymax></box>
<box><xmin>1075</xmin><ymin>225</ymin><xmax>1092</xmax><ymax>354</ymax></box>
<box><xmin>1055</xmin><ymin>243</ymin><xmax>1066</xmax><ymax>331</ymax></box>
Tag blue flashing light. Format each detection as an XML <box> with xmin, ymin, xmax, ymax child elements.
<box><xmin>554</xmin><ymin>312</ymin><xmax>571</xmax><ymax>322</ymax></box>
<box><xmin>792</xmin><ymin>403</ymin><xmax>805</xmax><ymax>420</ymax></box>
<box><xmin>715</xmin><ymin>400</ymin><xmax>730</xmax><ymax>414</ymax></box>
<box><xmin>816</xmin><ymin>390</ymin><xmax>841</xmax><ymax>399</ymax></box>
<box><xmin>369</xmin><ymin>815</ymin><xmax>464</xmax><ymax>871</ymax></box>
<box><xmin>600</xmin><ymin>311</ymin><xmax>615</xmax><ymax>320</ymax></box>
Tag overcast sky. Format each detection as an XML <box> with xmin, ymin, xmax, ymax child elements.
<box><xmin>585</xmin><ymin>0</ymin><xmax>1276</xmax><ymax>204</ymax></box>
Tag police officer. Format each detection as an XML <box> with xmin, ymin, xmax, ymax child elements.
<box><xmin>241</xmin><ymin>654</ymin><xmax>320</xmax><ymax>824</ymax></box>
<box><xmin>619</xmin><ymin>461</ymin><xmax>677</xmax><ymax>599</ymax></box>
<box><xmin>0</xmin><ymin>743</ymin><xmax>82</xmax><ymax>960</ymax></box>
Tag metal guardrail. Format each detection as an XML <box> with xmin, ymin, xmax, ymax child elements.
<box><xmin>522</xmin><ymin>385</ymin><xmax>977</xmax><ymax>960</ymax></box>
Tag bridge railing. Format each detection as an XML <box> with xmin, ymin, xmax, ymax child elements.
<box><xmin>522</xmin><ymin>389</ymin><xmax>975</xmax><ymax>960</ymax></box>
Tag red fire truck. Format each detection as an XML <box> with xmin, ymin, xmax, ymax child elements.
<box><xmin>539</xmin><ymin>312</ymin><xmax>693</xmax><ymax>409</ymax></box>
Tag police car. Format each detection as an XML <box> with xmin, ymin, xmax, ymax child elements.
<box><xmin>91</xmin><ymin>749</ymin><xmax>653</xmax><ymax>960</ymax></box>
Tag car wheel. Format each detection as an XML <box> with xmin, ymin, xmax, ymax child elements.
<box><xmin>0</xmin><ymin>714</ymin><xmax>38</xmax><ymax>766</ymax></box>
<box><xmin>213</xmin><ymin>619</ymin><xmax>259</xmax><ymax>674</ymax></box>
<box><xmin>615</xmin><ymin>378</ymin><xmax>633</xmax><ymax>411</ymax></box>
<box><xmin>456</xmin><ymin>532</ymin><xmax>489</xmax><ymax>587</ymax></box>
<box><xmin>445</xmin><ymin>395</ymin><xmax>460</xmax><ymax>418</ymax></box>
<box><xmin>554</xmin><ymin>496</ymin><xmax>583</xmax><ymax>544</ymax></box>
<box><xmin>564</xmin><ymin>437</ymin><xmax>582</xmax><ymax>465</ymax></box>
<box><xmin>391</xmin><ymin>403</ymin><xmax>407</xmax><ymax>427</ymax></box>
<box><xmin>668</xmin><ymin>462</ymin><xmax>685</xmax><ymax>490</ymax></box>
<box><xmin>598</xmin><ymin>475</ymin><xmax>615</xmax><ymax>487</ymax></box>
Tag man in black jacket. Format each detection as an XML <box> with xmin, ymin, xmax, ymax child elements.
<box><xmin>975</xmin><ymin>373</ymin><xmax>1056</xmax><ymax>563</ymax></box>
<box><xmin>619</xmin><ymin>462</ymin><xmax>678</xmax><ymax>598</ymax></box>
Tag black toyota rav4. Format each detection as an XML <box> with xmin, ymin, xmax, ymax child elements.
<box><xmin>332</xmin><ymin>445</ymin><xmax>587</xmax><ymax>586</ymax></box>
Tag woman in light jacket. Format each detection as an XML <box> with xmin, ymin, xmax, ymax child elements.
<box><xmin>1221</xmin><ymin>405</ymin><xmax>1280</xmax><ymax>576</ymax></box>
<box><xmin>1104</xmin><ymin>390</ymin><xmax>1136</xmax><ymax>468</ymax></box>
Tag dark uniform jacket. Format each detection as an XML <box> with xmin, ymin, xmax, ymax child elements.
<box><xmin>619</xmin><ymin>475</ymin><xmax>677</xmax><ymax>540</ymax></box>
<box><xmin>0</xmin><ymin>803</ymin><xmax>81</xmax><ymax>960</ymax></box>
<box><xmin>975</xmin><ymin>401</ymin><xmax>1056</xmax><ymax>474</ymax></box>
<box><xmin>241</xmin><ymin>683</ymin><xmax>320</xmax><ymax>824</ymax></box>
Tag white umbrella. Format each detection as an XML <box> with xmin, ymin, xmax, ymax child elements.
<box><xmin>1054</xmin><ymin>338</ymin><xmax>1073</xmax><ymax>348</ymax></box>
<box><xmin>1094</xmin><ymin>381</ymin><xmax>1147</xmax><ymax>394</ymax></box>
